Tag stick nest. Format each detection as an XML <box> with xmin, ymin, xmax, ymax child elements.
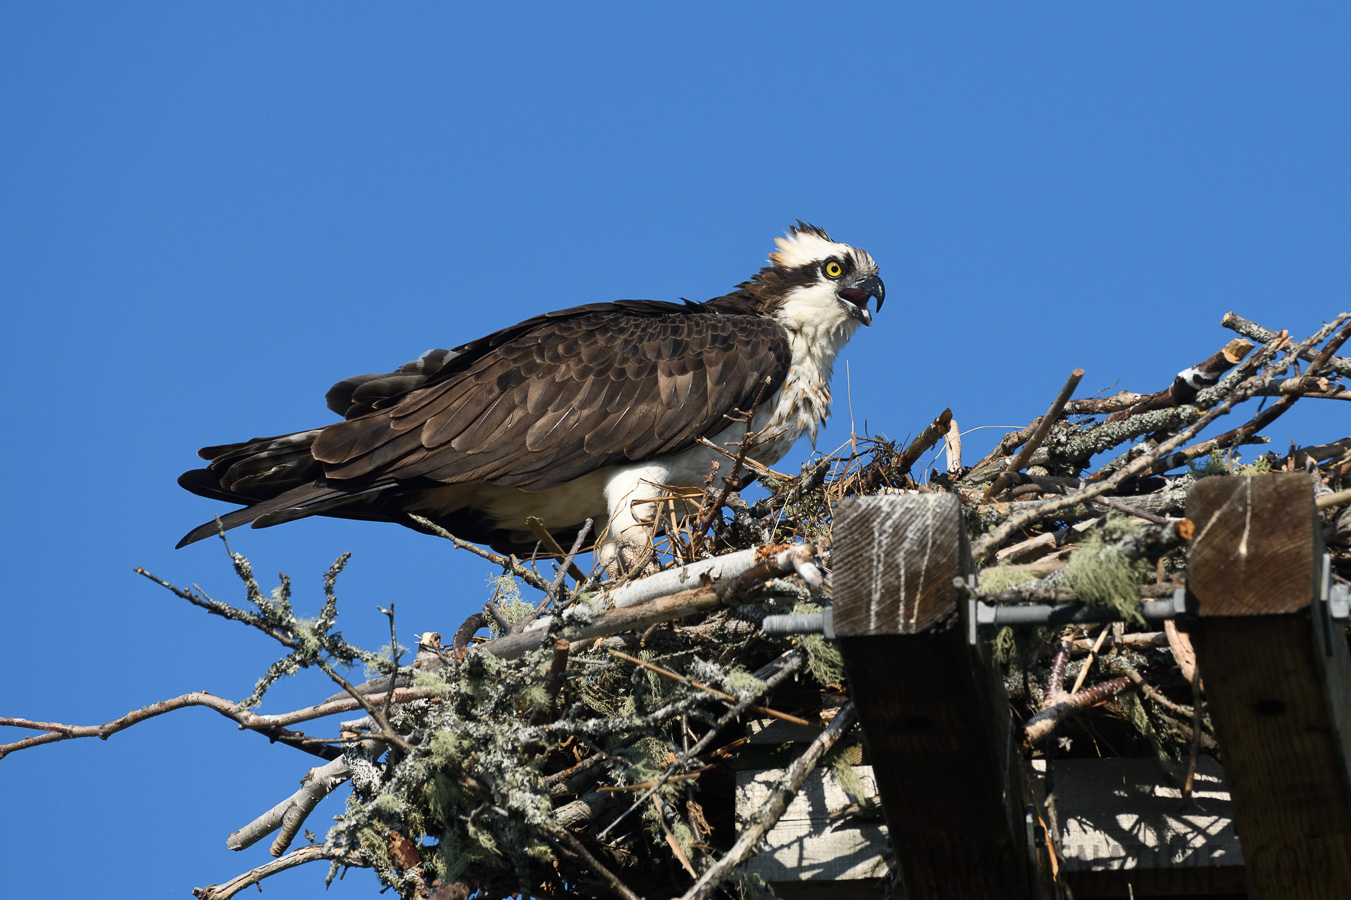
<box><xmin>7</xmin><ymin>311</ymin><xmax>1351</xmax><ymax>900</ymax></box>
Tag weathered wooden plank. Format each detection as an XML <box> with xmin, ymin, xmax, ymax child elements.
<box><xmin>1188</xmin><ymin>473</ymin><xmax>1351</xmax><ymax>898</ymax></box>
<box><xmin>833</xmin><ymin>494</ymin><xmax>1038</xmax><ymax>899</ymax></box>
<box><xmin>1189</xmin><ymin>474</ymin><xmax>1318</xmax><ymax>615</ymax></box>
<box><xmin>1035</xmin><ymin>757</ymin><xmax>1245</xmax><ymax>897</ymax></box>
<box><xmin>737</xmin><ymin>764</ymin><xmax>888</xmax><ymax>890</ymax></box>
<box><xmin>833</xmin><ymin>493</ymin><xmax>967</xmax><ymax>637</ymax></box>
<box><xmin>741</xmin><ymin>756</ymin><xmax>1243</xmax><ymax>897</ymax></box>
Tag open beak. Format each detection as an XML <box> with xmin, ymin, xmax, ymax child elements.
<box><xmin>836</xmin><ymin>274</ymin><xmax>885</xmax><ymax>327</ymax></box>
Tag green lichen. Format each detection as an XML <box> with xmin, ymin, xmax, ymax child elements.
<box><xmin>991</xmin><ymin>625</ymin><xmax>1020</xmax><ymax>668</ymax></box>
<box><xmin>826</xmin><ymin>745</ymin><xmax>869</xmax><ymax>807</ymax></box>
<box><xmin>725</xmin><ymin>666</ymin><xmax>767</xmax><ymax>700</ymax></box>
<box><xmin>789</xmin><ymin>600</ymin><xmax>845</xmax><ymax>685</ymax></box>
<box><xmin>978</xmin><ymin>567</ymin><xmax>1042</xmax><ymax>593</ymax></box>
<box><xmin>990</xmin><ymin>624</ymin><xmax>1055</xmax><ymax>672</ymax></box>
<box><xmin>1235</xmin><ymin>454</ymin><xmax>1273</xmax><ymax>475</ymax></box>
<box><xmin>484</xmin><ymin>573</ymin><xmax>533</xmax><ymax>637</ymax></box>
<box><xmin>363</xmin><ymin>641</ymin><xmax>411</xmax><ymax>680</ymax></box>
<box><xmin>1188</xmin><ymin>448</ymin><xmax>1230</xmax><ymax>477</ymax></box>
<box><xmin>1061</xmin><ymin>516</ymin><xmax>1152</xmax><ymax>625</ymax></box>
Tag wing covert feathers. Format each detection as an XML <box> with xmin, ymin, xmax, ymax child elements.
<box><xmin>310</xmin><ymin>303</ymin><xmax>791</xmax><ymax>490</ymax></box>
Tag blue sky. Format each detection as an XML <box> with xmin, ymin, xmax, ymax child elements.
<box><xmin>3</xmin><ymin>5</ymin><xmax>1348</xmax><ymax>897</ymax></box>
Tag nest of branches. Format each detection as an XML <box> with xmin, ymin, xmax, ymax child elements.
<box><xmin>5</xmin><ymin>310</ymin><xmax>1351</xmax><ymax>900</ymax></box>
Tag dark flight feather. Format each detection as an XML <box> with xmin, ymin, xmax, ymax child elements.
<box><xmin>178</xmin><ymin>298</ymin><xmax>792</xmax><ymax>547</ymax></box>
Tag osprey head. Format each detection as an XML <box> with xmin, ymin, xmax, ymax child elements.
<box><xmin>756</xmin><ymin>222</ymin><xmax>885</xmax><ymax>331</ymax></box>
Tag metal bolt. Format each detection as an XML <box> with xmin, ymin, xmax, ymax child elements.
<box><xmin>761</xmin><ymin>608</ymin><xmax>835</xmax><ymax>639</ymax></box>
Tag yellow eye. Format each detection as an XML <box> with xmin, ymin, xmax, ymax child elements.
<box><xmin>824</xmin><ymin>260</ymin><xmax>843</xmax><ymax>279</ymax></box>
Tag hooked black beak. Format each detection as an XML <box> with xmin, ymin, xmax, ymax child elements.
<box><xmin>837</xmin><ymin>274</ymin><xmax>886</xmax><ymax>327</ymax></box>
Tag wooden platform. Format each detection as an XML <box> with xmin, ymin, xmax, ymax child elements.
<box><xmin>737</xmin><ymin>477</ymin><xmax>1351</xmax><ymax>898</ymax></box>
<box><xmin>739</xmin><ymin>756</ymin><xmax>1245</xmax><ymax>899</ymax></box>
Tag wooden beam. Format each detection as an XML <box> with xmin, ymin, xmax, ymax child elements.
<box><xmin>1188</xmin><ymin>473</ymin><xmax>1351</xmax><ymax>897</ymax></box>
<box><xmin>832</xmin><ymin>494</ymin><xmax>1039</xmax><ymax>899</ymax></box>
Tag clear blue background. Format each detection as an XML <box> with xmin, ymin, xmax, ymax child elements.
<box><xmin>3</xmin><ymin>5</ymin><xmax>1347</xmax><ymax>897</ymax></box>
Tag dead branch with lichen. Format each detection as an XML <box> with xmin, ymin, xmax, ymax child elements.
<box><xmin>3</xmin><ymin>309</ymin><xmax>1351</xmax><ymax>899</ymax></box>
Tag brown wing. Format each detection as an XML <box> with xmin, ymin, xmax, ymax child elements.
<box><xmin>324</xmin><ymin>348</ymin><xmax>464</xmax><ymax>419</ymax></box>
<box><xmin>323</xmin><ymin>301</ymin><xmax>688</xmax><ymax>419</ymax></box>
<box><xmin>309</xmin><ymin>302</ymin><xmax>791</xmax><ymax>490</ymax></box>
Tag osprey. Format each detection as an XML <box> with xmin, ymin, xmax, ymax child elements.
<box><xmin>177</xmin><ymin>224</ymin><xmax>884</xmax><ymax>563</ymax></box>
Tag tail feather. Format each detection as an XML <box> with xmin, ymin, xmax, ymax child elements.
<box><xmin>176</xmin><ymin>498</ymin><xmax>294</xmax><ymax>548</ymax></box>
<box><xmin>177</xmin><ymin>424</ymin><xmax>407</xmax><ymax>548</ymax></box>
<box><xmin>175</xmin><ymin>479</ymin><xmax>403</xmax><ymax>548</ymax></box>
<box><xmin>251</xmin><ymin>481</ymin><xmax>399</xmax><ymax>528</ymax></box>
<box><xmin>183</xmin><ymin>429</ymin><xmax>325</xmax><ymax>500</ymax></box>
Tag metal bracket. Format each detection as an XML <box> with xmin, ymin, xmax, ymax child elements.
<box><xmin>1331</xmin><ymin>582</ymin><xmax>1351</xmax><ymax>622</ymax></box>
<box><xmin>1318</xmin><ymin>553</ymin><xmax>1350</xmax><ymax>656</ymax></box>
<box><xmin>966</xmin><ymin>589</ymin><xmax>1188</xmax><ymax>644</ymax></box>
<box><xmin>761</xmin><ymin>607</ymin><xmax>835</xmax><ymax>639</ymax></box>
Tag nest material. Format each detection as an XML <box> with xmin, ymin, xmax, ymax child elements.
<box><xmin>274</xmin><ymin>313</ymin><xmax>1351</xmax><ymax>897</ymax></box>
<box><xmin>9</xmin><ymin>311</ymin><xmax>1350</xmax><ymax>900</ymax></box>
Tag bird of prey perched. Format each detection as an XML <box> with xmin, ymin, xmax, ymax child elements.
<box><xmin>177</xmin><ymin>223</ymin><xmax>884</xmax><ymax>564</ymax></box>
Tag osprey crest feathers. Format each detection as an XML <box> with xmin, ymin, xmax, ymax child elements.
<box><xmin>177</xmin><ymin>224</ymin><xmax>884</xmax><ymax>562</ymax></box>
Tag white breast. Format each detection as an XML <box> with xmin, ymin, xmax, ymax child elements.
<box><xmin>596</xmin><ymin>309</ymin><xmax>861</xmax><ymax>562</ymax></box>
<box><xmin>754</xmin><ymin>318</ymin><xmax>859</xmax><ymax>458</ymax></box>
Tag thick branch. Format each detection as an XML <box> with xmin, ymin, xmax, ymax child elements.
<box><xmin>1024</xmin><ymin>676</ymin><xmax>1136</xmax><ymax>744</ymax></box>
<box><xmin>484</xmin><ymin>543</ymin><xmax>825</xmax><ymax>660</ymax></box>
<box><xmin>608</xmin><ymin>541</ymin><xmax>825</xmax><ymax>609</ymax></box>
<box><xmin>1105</xmin><ymin>338</ymin><xmax>1253</xmax><ymax>423</ymax></box>
<box><xmin>893</xmin><ymin>407</ymin><xmax>953</xmax><ymax>475</ymax></box>
<box><xmin>1222</xmin><ymin>310</ymin><xmax>1351</xmax><ymax>377</ymax></box>
<box><xmin>984</xmin><ymin>368</ymin><xmax>1084</xmax><ymax>500</ymax></box>
<box><xmin>227</xmin><ymin>746</ymin><xmax>378</xmax><ymax>855</ymax></box>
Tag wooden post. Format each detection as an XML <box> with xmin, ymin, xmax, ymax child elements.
<box><xmin>833</xmin><ymin>494</ymin><xmax>1039</xmax><ymax>899</ymax></box>
<box><xmin>1188</xmin><ymin>473</ymin><xmax>1351</xmax><ymax>897</ymax></box>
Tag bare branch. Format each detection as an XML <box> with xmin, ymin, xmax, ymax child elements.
<box><xmin>971</xmin><ymin>332</ymin><xmax>1296</xmax><ymax>561</ymax></box>
<box><xmin>0</xmin><ymin>691</ymin><xmax>345</xmax><ymax>761</ymax></box>
<box><xmin>408</xmin><ymin>514</ymin><xmax>551</xmax><ymax>592</ymax></box>
<box><xmin>315</xmin><ymin>658</ymin><xmax>413</xmax><ymax>753</ymax></box>
<box><xmin>226</xmin><ymin>749</ymin><xmax>373</xmax><ymax>855</ymax></box>
<box><xmin>544</xmin><ymin>824</ymin><xmax>643</xmax><ymax>900</ymax></box>
<box><xmin>893</xmin><ymin>407</ymin><xmax>953</xmax><ymax>476</ymax></box>
<box><xmin>519</xmin><ymin>518</ymin><xmax>593</xmax><ymax>633</ymax></box>
<box><xmin>1222</xmin><ymin>310</ymin><xmax>1351</xmax><ymax>376</ymax></box>
<box><xmin>193</xmin><ymin>846</ymin><xmax>364</xmax><ymax>900</ymax></box>
<box><xmin>607</xmin><ymin>648</ymin><xmax>813</xmax><ymax>727</ymax></box>
<box><xmin>676</xmin><ymin>703</ymin><xmax>859</xmax><ymax>900</ymax></box>
<box><xmin>526</xmin><ymin>515</ymin><xmax>590</xmax><ymax>583</ymax></box>
<box><xmin>597</xmin><ymin>649</ymin><xmax>807</xmax><ymax>841</ymax></box>
<box><xmin>983</xmin><ymin>368</ymin><xmax>1084</xmax><ymax>500</ymax></box>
